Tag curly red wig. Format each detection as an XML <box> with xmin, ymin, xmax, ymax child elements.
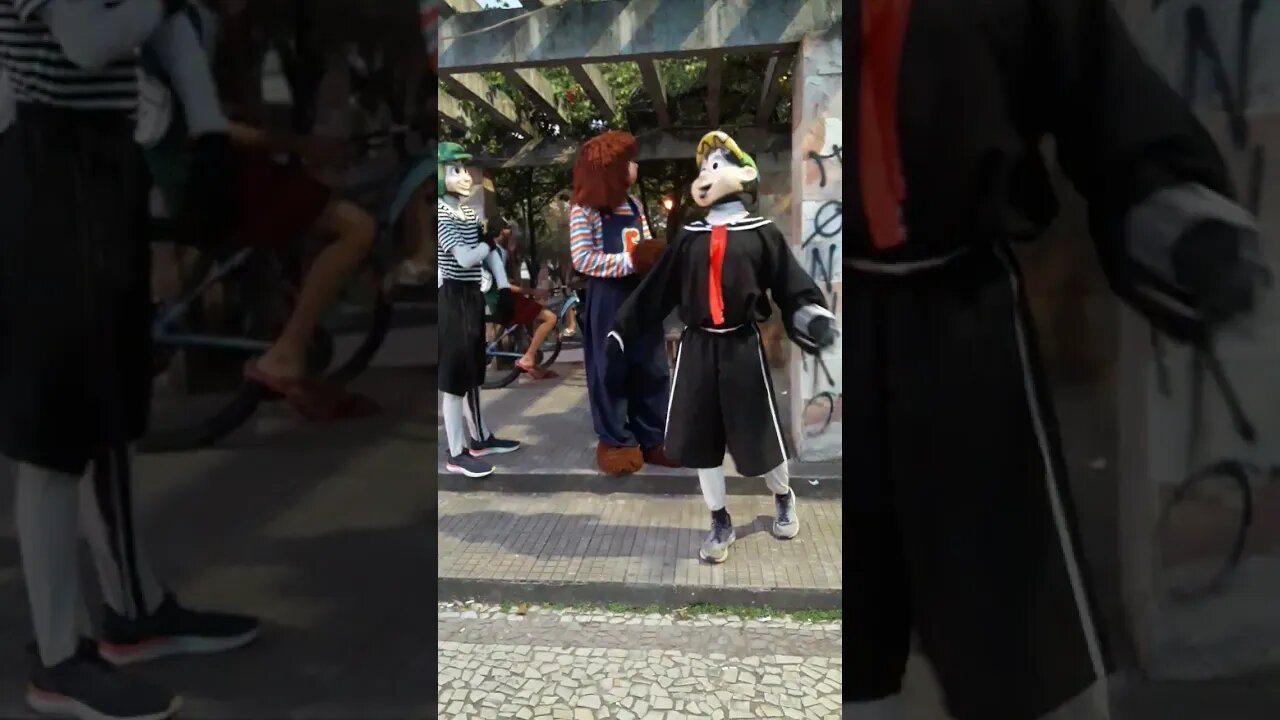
<box><xmin>571</xmin><ymin>130</ymin><xmax>637</xmax><ymax>210</ymax></box>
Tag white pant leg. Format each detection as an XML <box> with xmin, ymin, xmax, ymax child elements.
<box><xmin>762</xmin><ymin>461</ymin><xmax>790</xmax><ymax>495</ymax></box>
<box><xmin>442</xmin><ymin>392</ymin><xmax>467</xmax><ymax>456</ymax></box>
<box><xmin>697</xmin><ymin>467</ymin><xmax>727</xmax><ymax>512</ymax></box>
<box><xmin>15</xmin><ymin>462</ymin><xmax>90</xmax><ymax>666</ymax></box>
<box><xmin>78</xmin><ymin>445</ymin><xmax>164</xmax><ymax>619</ymax></box>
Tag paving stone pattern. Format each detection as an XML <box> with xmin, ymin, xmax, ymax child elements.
<box><xmin>437</xmin><ymin>602</ymin><xmax>842</xmax><ymax>719</ymax></box>
<box><xmin>437</xmin><ymin>492</ymin><xmax>842</xmax><ymax>592</ymax></box>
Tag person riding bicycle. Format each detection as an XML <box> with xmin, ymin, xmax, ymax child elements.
<box><xmin>154</xmin><ymin>0</ymin><xmax>381</xmax><ymax>421</ymax></box>
<box><xmin>481</xmin><ymin>217</ymin><xmax>559</xmax><ymax>380</ymax></box>
<box><xmin>0</xmin><ymin>2</ymin><xmax>259</xmax><ymax>718</ymax></box>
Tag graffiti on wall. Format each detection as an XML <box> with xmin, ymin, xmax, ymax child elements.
<box><xmin>795</xmin><ymin>115</ymin><xmax>844</xmax><ymax>454</ymax></box>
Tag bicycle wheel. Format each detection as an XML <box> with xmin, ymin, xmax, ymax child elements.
<box><xmin>141</xmin><ymin>249</ymin><xmax>305</xmax><ymax>452</ymax></box>
<box><xmin>482</xmin><ymin>325</ymin><xmax>540</xmax><ymax>390</ymax></box>
<box><xmin>538</xmin><ymin>332</ymin><xmax>564</xmax><ymax>369</ymax></box>
<box><xmin>1157</xmin><ymin>458</ymin><xmax>1254</xmax><ymax>603</ymax></box>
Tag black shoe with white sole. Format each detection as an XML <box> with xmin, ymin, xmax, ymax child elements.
<box><xmin>446</xmin><ymin>452</ymin><xmax>494</xmax><ymax>477</ymax></box>
<box><xmin>468</xmin><ymin>434</ymin><xmax>521</xmax><ymax>456</ymax></box>
<box><xmin>27</xmin><ymin>639</ymin><xmax>180</xmax><ymax>720</ymax></box>
<box><xmin>773</xmin><ymin>489</ymin><xmax>800</xmax><ymax>539</ymax></box>
<box><xmin>98</xmin><ymin>593</ymin><xmax>259</xmax><ymax>666</ymax></box>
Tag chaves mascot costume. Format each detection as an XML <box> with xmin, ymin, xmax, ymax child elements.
<box><xmin>437</xmin><ymin>142</ymin><xmax>520</xmax><ymax>478</ymax></box>
<box><xmin>605</xmin><ymin>131</ymin><xmax>837</xmax><ymax>563</ymax></box>
<box><xmin>568</xmin><ymin>130</ymin><xmax>677</xmax><ymax>475</ymax></box>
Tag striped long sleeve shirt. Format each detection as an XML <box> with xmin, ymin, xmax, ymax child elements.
<box><xmin>568</xmin><ymin>197</ymin><xmax>653</xmax><ymax>279</ymax></box>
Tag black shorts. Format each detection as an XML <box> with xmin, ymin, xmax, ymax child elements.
<box><xmin>438</xmin><ymin>279</ymin><xmax>486</xmax><ymax>396</ymax></box>
<box><xmin>845</xmin><ymin>247</ymin><xmax>1112</xmax><ymax>719</ymax></box>
<box><xmin>665</xmin><ymin>324</ymin><xmax>790</xmax><ymax>477</ymax></box>
<box><xmin>0</xmin><ymin>105</ymin><xmax>153</xmax><ymax>475</ymax></box>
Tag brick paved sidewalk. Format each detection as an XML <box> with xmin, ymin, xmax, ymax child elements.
<box><xmin>436</xmin><ymin>363</ymin><xmax>841</xmax><ymax>495</ymax></box>
<box><xmin>437</xmin><ymin>491</ymin><xmax>843</xmax><ymax>610</ymax></box>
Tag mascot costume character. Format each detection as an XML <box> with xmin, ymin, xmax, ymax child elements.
<box><xmin>834</xmin><ymin>1</ymin><xmax>1269</xmax><ymax>718</ymax></box>
<box><xmin>605</xmin><ymin>131</ymin><xmax>837</xmax><ymax>563</ymax></box>
<box><xmin>437</xmin><ymin>141</ymin><xmax>520</xmax><ymax>478</ymax></box>
<box><xmin>568</xmin><ymin>130</ymin><xmax>676</xmax><ymax>475</ymax></box>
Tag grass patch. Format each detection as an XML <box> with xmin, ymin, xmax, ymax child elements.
<box><xmin>489</xmin><ymin>599</ymin><xmax>839</xmax><ymax>623</ymax></box>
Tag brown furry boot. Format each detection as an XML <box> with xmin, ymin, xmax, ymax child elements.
<box><xmin>642</xmin><ymin>445</ymin><xmax>680</xmax><ymax>468</ymax></box>
<box><xmin>597</xmin><ymin>443</ymin><xmax>643</xmax><ymax>476</ymax></box>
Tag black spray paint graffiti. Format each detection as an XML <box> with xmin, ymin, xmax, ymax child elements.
<box><xmin>808</xmin><ymin>144</ymin><xmax>843</xmax><ymax>189</ymax></box>
<box><xmin>802</xmin><ymin>352</ymin><xmax>842</xmax><ymax>438</ymax></box>
<box><xmin>1173</xmin><ymin>0</ymin><xmax>1266</xmax><ymax>215</ymax></box>
<box><xmin>802</xmin><ymin>199</ymin><xmax>844</xmax><ymax>250</ymax></box>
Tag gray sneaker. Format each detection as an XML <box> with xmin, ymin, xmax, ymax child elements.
<box><xmin>773</xmin><ymin>489</ymin><xmax>800</xmax><ymax>539</ymax></box>
<box><xmin>699</xmin><ymin>513</ymin><xmax>736</xmax><ymax>564</ymax></box>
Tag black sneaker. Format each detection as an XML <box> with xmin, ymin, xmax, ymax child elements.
<box><xmin>445</xmin><ymin>452</ymin><xmax>494</xmax><ymax>478</ymax></box>
<box><xmin>27</xmin><ymin>639</ymin><xmax>180</xmax><ymax>720</ymax></box>
<box><xmin>468</xmin><ymin>434</ymin><xmax>521</xmax><ymax>457</ymax></box>
<box><xmin>773</xmin><ymin>488</ymin><xmax>800</xmax><ymax>539</ymax></box>
<box><xmin>698</xmin><ymin>511</ymin><xmax>736</xmax><ymax>564</ymax></box>
<box><xmin>98</xmin><ymin>593</ymin><xmax>259</xmax><ymax>666</ymax></box>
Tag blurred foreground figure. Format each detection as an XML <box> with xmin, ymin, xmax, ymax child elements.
<box><xmin>0</xmin><ymin>1</ymin><xmax>257</xmax><ymax>718</ymax></box>
<box><xmin>848</xmin><ymin>1</ymin><xmax>1264</xmax><ymax>719</ymax></box>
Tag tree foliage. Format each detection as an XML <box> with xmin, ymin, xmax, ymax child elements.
<box><xmin>442</xmin><ymin>52</ymin><xmax>792</xmax><ymax>270</ymax></box>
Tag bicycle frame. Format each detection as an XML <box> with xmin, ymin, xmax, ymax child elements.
<box><xmin>152</xmin><ymin>246</ymin><xmax>272</xmax><ymax>354</ymax></box>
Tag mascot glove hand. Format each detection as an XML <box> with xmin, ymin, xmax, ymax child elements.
<box><xmin>494</xmin><ymin>288</ymin><xmax>515</xmax><ymax>326</ymax></box>
<box><xmin>603</xmin><ymin>332</ymin><xmax>627</xmax><ymax>393</ymax></box>
<box><xmin>1172</xmin><ymin>222</ymin><xmax>1270</xmax><ymax>326</ymax></box>
<box><xmin>188</xmin><ymin>132</ymin><xmax>241</xmax><ymax>243</ymax></box>
<box><xmin>630</xmin><ymin>239</ymin><xmax>667</xmax><ymax>276</ymax></box>
<box><xmin>806</xmin><ymin>315</ymin><xmax>837</xmax><ymax>351</ymax></box>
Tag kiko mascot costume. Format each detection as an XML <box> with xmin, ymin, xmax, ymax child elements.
<box><xmin>606</xmin><ymin>131</ymin><xmax>837</xmax><ymax>563</ymax></box>
<box><xmin>437</xmin><ymin>141</ymin><xmax>520</xmax><ymax>478</ymax></box>
<box><xmin>568</xmin><ymin>130</ymin><xmax>675</xmax><ymax>475</ymax></box>
<box><xmin>840</xmin><ymin>1</ymin><xmax>1268</xmax><ymax>719</ymax></box>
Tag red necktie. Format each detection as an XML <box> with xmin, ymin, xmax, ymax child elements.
<box><xmin>708</xmin><ymin>225</ymin><xmax>727</xmax><ymax>325</ymax></box>
<box><xmin>859</xmin><ymin>0</ymin><xmax>911</xmax><ymax>250</ymax></box>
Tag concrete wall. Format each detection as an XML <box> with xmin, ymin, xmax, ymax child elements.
<box><xmin>1115</xmin><ymin>0</ymin><xmax>1280</xmax><ymax>680</ymax></box>
<box><xmin>786</xmin><ymin>24</ymin><xmax>843</xmax><ymax>462</ymax></box>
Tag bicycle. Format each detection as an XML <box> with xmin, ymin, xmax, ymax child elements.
<box><xmin>481</xmin><ymin>284</ymin><xmax>580</xmax><ymax>390</ymax></box>
<box><xmin>139</xmin><ymin>129</ymin><xmax>434</xmax><ymax>453</ymax></box>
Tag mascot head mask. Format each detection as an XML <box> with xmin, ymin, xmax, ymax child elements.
<box><xmin>572</xmin><ymin>130</ymin><xmax>638</xmax><ymax>211</ymax></box>
<box><xmin>691</xmin><ymin>131</ymin><xmax>759</xmax><ymax>208</ymax></box>
<box><xmin>438</xmin><ymin>142</ymin><xmax>474</xmax><ymax>198</ymax></box>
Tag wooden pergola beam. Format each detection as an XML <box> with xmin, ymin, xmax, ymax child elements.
<box><xmin>438</xmin><ymin>0</ymin><xmax>842</xmax><ymax>72</ymax></box>
<box><xmin>438</xmin><ymin>87</ymin><xmax>469</xmax><ymax>131</ymax></box>
<box><xmin>439</xmin><ymin>71</ymin><xmax>534</xmax><ymax>137</ymax></box>
<box><xmin>755</xmin><ymin>51</ymin><xmax>794</xmax><ymax>127</ymax></box>
<box><xmin>439</xmin><ymin>0</ymin><xmax>483</xmax><ymax>17</ymax></box>
<box><xmin>501</xmin><ymin>67</ymin><xmax>571</xmax><ymax>128</ymax></box>
<box><xmin>638</xmin><ymin>59</ymin><xmax>670</xmax><ymax>128</ymax></box>
<box><xmin>566</xmin><ymin>62</ymin><xmax>616</xmax><ymax>119</ymax></box>
<box><xmin>704</xmin><ymin>53</ymin><xmax>723</xmax><ymax>128</ymax></box>
<box><xmin>474</xmin><ymin>126</ymin><xmax>790</xmax><ymax>168</ymax></box>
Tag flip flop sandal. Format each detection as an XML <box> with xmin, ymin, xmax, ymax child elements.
<box><xmin>515</xmin><ymin>360</ymin><xmax>558</xmax><ymax>380</ymax></box>
<box><xmin>245</xmin><ymin>362</ymin><xmax>382</xmax><ymax>422</ymax></box>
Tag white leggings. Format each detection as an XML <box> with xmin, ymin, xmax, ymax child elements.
<box><xmin>14</xmin><ymin>446</ymin><xmax>165</xmax><ymax>667</ymax></box>
<box><xmin>697</xmin><ymin>461</ymin><xmax>791</xmax><ymax>512</ymax></box>
<box><xmin>441</xmin><ymin>388</ymin><xmax>489</xmax><ymax>456</ymax></box>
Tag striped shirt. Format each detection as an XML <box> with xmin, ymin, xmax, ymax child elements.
<box><xmin>0</xmin><ymin>0</ymin><xmax>139</xmax><ymax>112</ymax></box>
<box><xmin>438</xmin><ymin>199</ymin><xmax>484</xmax><ymax>283</ymax></box>
<box><xmin>568</xmin><ymin>197</ymin><xmax>653</xmax><ymax>278</ymax></box>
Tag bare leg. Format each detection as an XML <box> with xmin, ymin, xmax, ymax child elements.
<box><xmin>398</xmin><ymin>183</ymin><xmax>433</xmax><ymax>280</ymax></box>
<box><xmin>255</xmin><ymin>198</ymin><xmax>375</xmax><ymax>379</ymax></box>
<box><xmin>519</xmin><ymin>308</ymin><xmax>557</xmax><ymax>367</ymax></box>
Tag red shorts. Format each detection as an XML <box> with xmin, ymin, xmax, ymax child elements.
<box><xmin>511</xmin><ymin>294</ymin><xmax>546</xmax><ymax>326</ymax></box>
<box><xmin>232</xmin><ymin>148</ymin><xmax>332</xmax><ymax>247</ymax></box>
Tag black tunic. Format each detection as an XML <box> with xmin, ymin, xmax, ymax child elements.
<box><xmin>845</xmin><ymin>1</ymin><xmax>1247</xmax><ymax>718</ymax></box>
<box><xmin>612</xmin><ymin>216</ymin><xmax>827</xmax><ymax>344</ymax></box>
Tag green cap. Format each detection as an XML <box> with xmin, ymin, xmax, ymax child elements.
<box><xmin>437</xmin><ymin>142</ymin><xmax>473</xmax><ymax>195</ymax></box>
